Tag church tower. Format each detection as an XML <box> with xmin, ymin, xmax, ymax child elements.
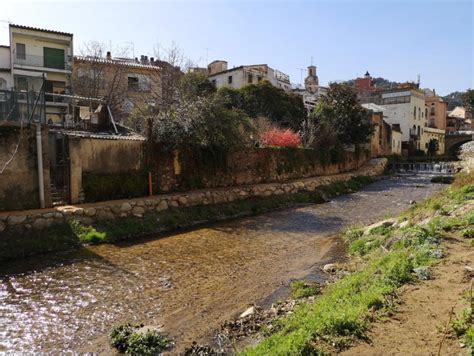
<box><xmin>304</xmin><ymin>65</ymin><xmax>319</xmax><ymax>94</ymax></box>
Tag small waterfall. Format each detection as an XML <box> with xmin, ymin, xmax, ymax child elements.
<box><xmin>389</xmin><ymin>161</ymin><xmax>456</xmax><ymax>175</ymax></box>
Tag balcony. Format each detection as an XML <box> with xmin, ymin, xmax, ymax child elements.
<box><xmin>409</xmin><ymin>128</ymin><xmax>419</xmax><ymax>139</ymax></box>
<box><xmin>13</xmin><ymin>53</ymin><xmax>72</xmax><ymax>72</ymax></box>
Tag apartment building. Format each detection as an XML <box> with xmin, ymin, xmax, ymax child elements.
<box><xmin>0</xmin><ymin>24</ymin><xmax>73</xmax><ymax>124</ymax></box>
<box><xmin>206</xmin><ymin>60</ymin><xmax>292</xmax><ymax>91</ymax></box>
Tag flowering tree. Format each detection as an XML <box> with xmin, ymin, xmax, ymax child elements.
<box><xmin>261</xmin><ymin>127</ymin><xmax>301</xmax><ymax>148</ymax></box>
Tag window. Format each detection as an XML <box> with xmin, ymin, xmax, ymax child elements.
<box><xmin>127</xmin><ymin>76</ymin><xmax>139</xmax><ymax>91</ymax></box>
<box><xmin>228</xmin><ymin>75</ymin><xmax>232</xmax><ymax>84</ymax></box>
<box><xmin>413</xmin><ymin>106</ymin><xmax>416</xmax><ymax>119</ymax></box>
<box><xmin>0</xmin><ymin>78</ymin><xmax>6</xmax><ymax>90</ymax></box>
<box><xmin>16</xmin><ymin>43</ymin><xmax>25</xmax><ymax>60</ymax></box>
<box><xmin>257</xmin><ymin>76</ymin><xmax>262</xmax><ymax>82</ymax></box>
<box><xmin>418</xmin><ymin>107</ymin><xmax>421</xmax><ymax>119</ymax></box>
<box><xmin>247</xmin><ymin>73</ymin><xmax>253</xmax><ymax>84</ymax></box>
<box><xmin>430</xmin><ymin>107</ymin><xmax>435</xmax><ymax>115</ymax></box>
<box><xmin>15</xmin><ymin>76</ymin><xmax>28</xmax><ymax>91</ymax></box>
<box><xmin>43</xmin><ymin>47</ymin><xmax>65</xmax><ymax>69</ymax></box>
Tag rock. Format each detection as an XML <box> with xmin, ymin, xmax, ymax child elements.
<box><xmin>398</xmin><ymin>220</ymin><xmax>409</xmax><ymax>228</ymax></box>
<box><xmin>84</xmin><ymin>208</ymin><xmax>96</xmax><ymax>216</ymax></box>
<box><xmin>132</xmin><ymin>206</ymin><xmax>145</xmax><ymax>215</ymax></box>
<box><xmin>96</xmin><ymin>210</ymin><xmax>114</xmax><ymax>221</ymax></box>
<box><xmin>239</xmin><ymin>306</ymin><xmax>255</xmax><ymax>319</ymax></box>
<box><xmin>0</xmin><ymin>221</ymin><xmax>5</xmax><ymax>233</ymax></box>
<box><xmin>42</xmin><ymin>212</ymin><xmax>54</xmax><ymax>219</ymax></box>
<box><xmin>178</xmin><ymin>196</ymin><xmax>188</xmax><ymax>205</ymax></box>
<box><xmin>54</xmin><ymin>212</ymin><xmax>63</xmax><ymax>219</ymax></box>
<box><xmin>169</xmin><ymin>200</ymin><xmax>179</xmax><ymax>208</ymax></box>
<box><xmin>120</xmin><ymin>203</ymin><xmax>132</xmax><ymax>212</ymax></box>
<box><xmin>156</xmin><ymin>200</ymin><xmax>168</xmax><ymax>212</ymax></box>
<box><xmin>32</xmin><ymin>218</ymin><xmax>47</xmax><ymax>230</ymax></box>
<box><xmin>364</xmin><ymin>218</ymin><xmax>396</xmax><ymax>235</ymax></box>
<box><xmin>409</xmin><ymin>200</ymin><xmax>416</xmax><ymax>205</ymax></box>
<box><xmin>7</xmin><ymin>215</ymin><xmax>26</xmax><ymax>225</ymax></box>
<box><xmin>413</xmin><ymin>266</ymin><xmax>431</xmax><ymax>280</ymax></box>
<box><xmin>323</xmin><ymin>263</ymin><xmax>337</xmax><ymax>272</ymax></box>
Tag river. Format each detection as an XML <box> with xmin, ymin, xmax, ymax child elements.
<box><xmin>0</xmin><ymin>174</ymin><xmax>446</xmax><ymax>353</ymax></box>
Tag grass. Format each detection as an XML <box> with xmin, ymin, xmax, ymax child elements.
<box><xmin>290</xmin><ymin>281</ymin><xmax>320</xmax><ymax>299</ymax></box>
<box><xmin>244</xmin><ymin>172</ymin><xmax>474</xmax><ymax>355</ymax></box>
<box><xmin>110</xmin><ymin>323</ymin><xmax>173</xmax><ymax>355</ymax></box>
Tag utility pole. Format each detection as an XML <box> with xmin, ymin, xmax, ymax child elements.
<box><xmin>297</xmin><ymin>68</ymin><xmax>304</xmax><ymax>86</ymax></box>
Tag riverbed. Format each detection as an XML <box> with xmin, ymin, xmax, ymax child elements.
<box><xmin>0</xmin><ymin>174</ymin><xmax>445</xmax><ymax>353</ymax></box>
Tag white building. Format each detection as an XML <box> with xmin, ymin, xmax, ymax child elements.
<box><xmin>378</xmin><ymin>87</ymin><xmax>429</xmax><ymax>152</ymax></box>
<box><xmin>0</xmin><ymin>24</ymin><xmax>74</xmax><ymax>123</ymax></box>
<box><xmin>207</xmin><ymin>60</ymin><xmax>292</xmax><ymax>91</ymax></box>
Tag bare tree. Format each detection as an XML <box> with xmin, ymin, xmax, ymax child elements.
<box><xmin>73</xmin><ymin>41</ymin><xmax>131</xmax><ymax>121</ymax></box>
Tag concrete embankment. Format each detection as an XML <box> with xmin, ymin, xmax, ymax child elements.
<box><xmin>0</xmin><ymin>158</ymin><xmax>386</xmax><ymax>261</ymax></box>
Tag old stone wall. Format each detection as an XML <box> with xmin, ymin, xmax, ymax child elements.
<box><xmin>0</xmin><ymin>124</ymin><xmax>51</xmax><ymax>211</ymax></box>
<box><xmin>149</xmin><ymin>147</ymin><xmax>369</xmax><ymax>193</ymax></box>
<box><xmin>0</xmin><ymin>158</ymin><xmax>387</xmax><ymax>233</ymax></box>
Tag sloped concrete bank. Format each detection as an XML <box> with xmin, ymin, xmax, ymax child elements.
<box><xmin>0</xmin><ymin>159</ymin><xmax>386</xmax><ymax>261</ymax></box>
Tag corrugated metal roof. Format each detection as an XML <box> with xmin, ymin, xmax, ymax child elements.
<box><xmin>10</xmin><ymin>24</ymin><xmax>73</xmax><ymax>37</ymax></box>
<box><xmin>74</xmin><ymin>56</ymin><xmax>161</xmax><ymax>70</ymax></box>
<box><xmin>53</xmin><ymin>129</ymin><xmax>146</xmax><ymax>141</ymax></box>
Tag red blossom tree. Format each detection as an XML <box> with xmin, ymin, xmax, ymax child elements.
<box><xmin>261</xmin><ymin>128</ymin><xmax>301</xmax><ymax>148</ymax></box>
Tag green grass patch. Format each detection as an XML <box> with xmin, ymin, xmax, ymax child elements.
<box><xmin>290</xmin><ymin>281</ymin><xmax>320</xmax><ymax>299</ymax></box>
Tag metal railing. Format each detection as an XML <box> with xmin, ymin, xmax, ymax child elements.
<box><xmin>13</xmin><ymin>53</ymin><xmax>71</xmax><ymax>71</ymax></box>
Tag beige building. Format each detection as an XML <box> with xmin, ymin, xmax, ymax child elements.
<box><xmin>0</xmin><ymin>24</ymin><xmax>74</xmax><ymax>124</ymax></box>
<box><xmin>73</xmin><ymin>53</ymin><xmax>161</xmax><ymax>121</ymax></box>
<box><xmin>421</xmin><ymin>126</ymin><xmax>445</xmax><ymax>155</ymax></box>
<box><xmin>207</xmin><ymin>60</ymin><xmax>292</xmax><ymax>92</ymax></box>
<box><xmin>391</xmin><ymin>124</ymin><xmax>402</xmax><ymax>155</ymax></box>
<box><xmin>424</xmin><ymin>90</ymin><xmax>447</xmax><ymax>130</ymax></box>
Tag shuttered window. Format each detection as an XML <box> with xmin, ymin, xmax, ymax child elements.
<box><xmin>43</xmin><ymin>47</ymin><xmax>65</xmax><ymax>69</ymax></box>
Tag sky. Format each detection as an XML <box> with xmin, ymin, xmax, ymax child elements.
<box><xmin>1</xmin><ymin>0</ymin><xmax>473</xmax><ymax>95</ymax></box>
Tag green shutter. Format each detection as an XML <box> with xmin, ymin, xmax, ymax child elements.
<box><xmin>43</xmin><ymin>47</ymin><xmax>65</xmax><ymax>69</ymax></box>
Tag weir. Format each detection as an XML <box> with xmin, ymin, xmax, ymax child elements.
<box><xmin>388</xmin><ymin>161</ymin><xmax>458</xmax><ymax>174</ymax></box>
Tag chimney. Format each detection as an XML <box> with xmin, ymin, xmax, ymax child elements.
<box><xmin>135</xmin><ymin>57</ymin><xmax>139</xmax><ymax>63</ymax></box>
<box><xmin>150</xmin><ymin>57</ymin><xmax>154</xmax><ymax>65</ymax></box>
<box><xmin>106</xmin><ymin>51</ymin><xmax>111</xmax><ymax>60</ymax></box>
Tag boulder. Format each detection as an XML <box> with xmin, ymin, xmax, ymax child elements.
<box><xmin>84</xmin><ymin>208</ymin><xmax>96</xmax><ymax>217</ymax></box>
<box><xmin>156</xmin><ymin>200</ymin><xmax>168</xmax><ymax>212</ymax></box>
<box><xmin>120</xmin><ymin>203</ymin><xmax>132</xmax><ymax>212</ymax></box>
<box><xmin>323</xmin><ymin>263</ymin><xmax>337</xmax><ymax>272</ymax></box>
<box><xmin>0</xmin><ymin>221</ymin><xmax>5</xmax><ymax>233</ymax></box>
<box><xmin>32</xmin><ymin>218</ymin><xmax>48</xmax><ymax>230</ymax></box>
<box><xmin>178</xmin><ymin>196</ymin><xmax>188</xmax><ymax>206</ymax></box>
<box><xmin>7</xmin><ymin>215</ymin><xmax>26</xmax><ymax>225</ymax></box>
<box><xmin>132</xmin><ymin>206</ymin><xmax>145</xmax><ymax>215</ymax></box>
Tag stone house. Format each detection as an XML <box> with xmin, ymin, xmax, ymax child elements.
<box><xmin>73</xmin><ymin>53</ymin><xmax>162</xmax><ymax>122</ymax></box>
<box><xmin>361</xmin><ymin>103</ymin><xmax>392</xmax><ymax>157</ymax></box>
<box><xmin>206</xmin><ymin>60</ymin><xmax>292</xmax><ymax>92</ymax></box>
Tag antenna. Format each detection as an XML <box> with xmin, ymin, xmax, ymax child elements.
<box><xmin>417</xmin><ymin>74</ymin><xmax>421</xmax><ymax>85</ymax></box>
<box><xmin>311</xmin><ymin>56</ymin><xmax>313</xmax><ymax>66</ymax></box>
<box><xmin>204</xmin><ymin>47</ymin><xmax>210</xmax><ymax>64</ymax></box>
<box><xmin>297</xmin><ymin>68</ymin><xmax>304</xmax><ymax>86</ymax></box>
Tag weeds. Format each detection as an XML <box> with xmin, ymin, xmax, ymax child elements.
<box><xmin>290</xmin><ymin>281</ymin><xmax>320</xmax><ymax>299</ymax></box>
<box><xmin>110</xmin><ymin>323</ymin><xmax>173</xmax><ymax>355</ymax></box>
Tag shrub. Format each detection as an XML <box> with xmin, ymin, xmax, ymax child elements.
<box><xmin>110</xmin><ymin>323</ymin><xmax>173</xmax><ymax>355</ymax></box>
<box><xmin>261</xmin><ymin>127</ymin><xmax>301</xmax><ymax>148</ymax></box>
<box><xmin>70</xmin><ymin>220</ymin><xmax>106</xmax><ymax>244</ymax></box>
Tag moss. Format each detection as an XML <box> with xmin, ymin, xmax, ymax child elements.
<box><xmin>82</xmin><ymin>171</ymin><xmax>148</xmax><ymax>202</ymax></box>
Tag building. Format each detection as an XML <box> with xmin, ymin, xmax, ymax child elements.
<box><xmin>293</xmin><ymin>65</ymin><xmax>327</xmax><ymax>112</ymax></box>
<box><xmin>391</xmin><ymin>124</ymin><xmax>402</xmax><ymax>155</ymax></box>
<box><xmin>73</xmin><ymin>53</ymin><xmax>162</xmax><ymax>122</ymax></box>
<box><xmin>354</xmin><ymin>71</ymin><xmax>382</xmax><ymax>102</ymax></box>
<box><xmin>361</xmin><ymin>103</ymin><xmax>392</xmax><ymax>157</ymax></box>
<box><xmin>367</xmin><ymin>84</ymin><xmax>429</xmax><ymax>154</ymax></box>
<box><xmin>421</xmin><ymin>126</ymin><xmax>445</xmax><ymax>155</ymax></box>
<box><xmin>206</xmin><ymin>60</ymin><xmax>292</xmax><ymax>91</ymax></box>
<box><xmin>0</xmin><ymin>24</ymin><xmax>74</xmax><ymax>124</ymax></box>
<box><xmin>424</xmin><ymin>89</ymin><xmax>447</xmax><ymax>130</ymax></box>
<box><xmin>447</xmin><ymin>106</ymin><xmax>473</xmax><ymax>132</ymax></box>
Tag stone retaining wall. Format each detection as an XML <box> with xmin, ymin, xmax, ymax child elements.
<box><xmin>0</xmin><ymin>159</ymin><xmax>387</xmax><ymax>234</ymax></box>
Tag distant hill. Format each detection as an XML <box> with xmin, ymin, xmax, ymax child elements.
<box><xmin>443</xmin><ymin>91</ymin><xmax>465</xmax><ymax>110</ymax></box>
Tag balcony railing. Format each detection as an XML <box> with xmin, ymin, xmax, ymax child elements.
<box><xmin>13</xmin><ymin>53</ymin><xmax>71</xmax><ymax>71</ymax></box>
<box><xmin>409</xmin><ymin>128</ymin><xmax>419</xmax><ymax>138</ymax></box>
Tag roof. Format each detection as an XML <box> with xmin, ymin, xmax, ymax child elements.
<box><xmin>361</xmin><ymin>103</ymin><xmax>386</xmax><ymax>112</ymax></box>
<box><xmin>0</xmin><ymin>45</ymin><xmax>9</xmax><ymax>49</ymax></box>
<box><xmin>74</xmin><ymin>56</ymin><xmax>161</xmax><ymax>70</ymax></box>
<box><xmin>207</xmin><ymin>64</ymin><xmax>270</xmax><ymax>77</ymax></box>
<box><xmin>10</xmin><ymin>24</ymin><xmax>73</xmax><ymax>37</ymax></box>
<box><xmin>448</xmin><ymin>106</ymin><xmax>467</xmax><ymax>119</ymax></box>
<box><xmin>52</xmin><ymin>129</ymin><xmax>146</xmax><ymax>141</ymax></box>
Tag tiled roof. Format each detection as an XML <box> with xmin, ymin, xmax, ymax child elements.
<box><xmin>74</xmin><ymin>56</ymin><xmax>161</xmax><ymax>70</ymax></box>
<box><xmin>10</xmin><ymin>24</ymin><xmax>73</xmax><ymax>37</ymax></box>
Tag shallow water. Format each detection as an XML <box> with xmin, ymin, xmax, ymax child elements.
<box><xmin>0</xmin><ymin>174</ymin><xmax>445</xmax><ymax>352</ymax></box>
